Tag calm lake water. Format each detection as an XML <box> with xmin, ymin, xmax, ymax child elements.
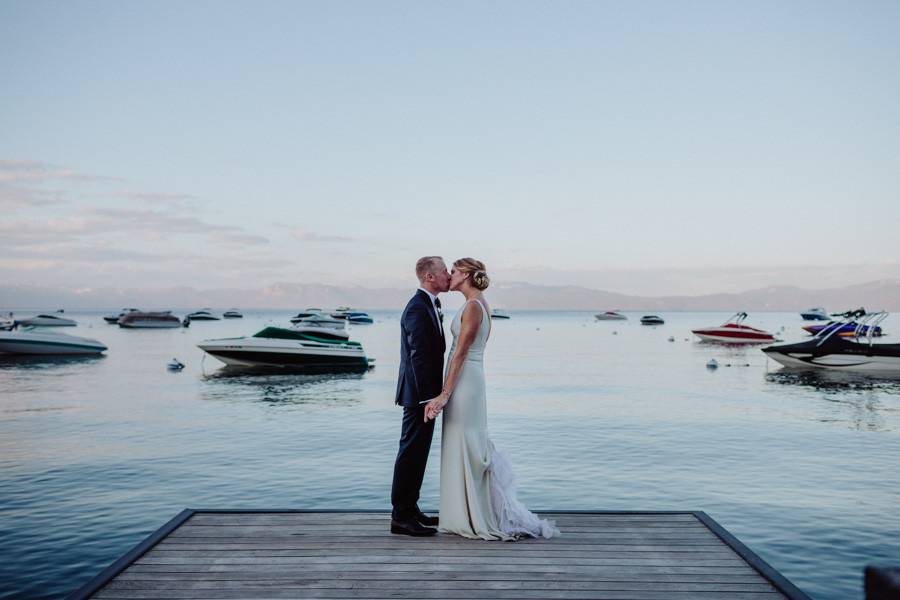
<box><xmin>1</xmin><ymin>309</ymin><xmax>899</xmax><ymax>599</ymax></box>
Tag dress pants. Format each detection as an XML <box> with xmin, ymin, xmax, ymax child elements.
<box><xmin>391</xmin><ymin>404</ymin><xmax>436</xmax><ymax>521</ymax></box>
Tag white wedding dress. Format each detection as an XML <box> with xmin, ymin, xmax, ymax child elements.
<box><xmin>438</xmin><ymin>300</ymin><xmax>558</xmax><ymax>540</ymax></box>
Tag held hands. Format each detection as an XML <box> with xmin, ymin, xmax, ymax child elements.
<box><xmin>423</xmin><ymin>393</ymin><xmax>449</xmax><ymax>422</ymax></box>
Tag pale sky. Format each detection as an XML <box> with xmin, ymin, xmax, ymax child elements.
<box><xmin>2</xmin><ymin>1</ymin><xmax>899</xmax><ymax>296</ymax></box>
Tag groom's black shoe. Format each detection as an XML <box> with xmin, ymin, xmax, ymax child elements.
<box><xmin>391</xmin><ymin>517</ymin><xmax>437</xmax><ymax>537</ymax></box>
<box><xmin>415</xmin><ymin>510</ymin><xmax>439</xmax><ymax>527</ymax></box>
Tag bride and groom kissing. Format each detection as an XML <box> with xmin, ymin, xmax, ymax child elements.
<box><xmin>390</xmin><ymin>256</ymin><xmax>558</xmax><ymax>541</ymax></box>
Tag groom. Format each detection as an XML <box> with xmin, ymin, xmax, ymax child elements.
<box><xmin>390</xmin><ymin>256</ymin><xmax>450</xmax><ymax>536</ymax></box>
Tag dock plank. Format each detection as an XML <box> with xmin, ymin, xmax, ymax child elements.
<box><xmin>66</xmin><ymin>511</ymin><xmax>810</xmax><ymax>600</ymax></box>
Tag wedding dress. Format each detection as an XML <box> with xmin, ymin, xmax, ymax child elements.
<box><xmin>438</xmin><ymin>300</ymin><xmax>558</xmax><ymax>540</ymax></box>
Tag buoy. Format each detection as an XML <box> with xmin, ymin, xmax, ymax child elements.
<box><xmin>706</xmin><ymin>359</ymin><xmax>719</xmax><ymax>369</ymax></box>
<box><xmin>668</xmin><ymin>336</ymin><xmax>675</xmax><ymax>342</ymax></box>
<box><xmin>612</xmin><ymin>330</ymin><xmax>618</xmax><ymax>335</ymax></box>
<box><xmin>167</xmin><ymin>358</ymin><xmax>185</xmax><ymax>370</ymax></box>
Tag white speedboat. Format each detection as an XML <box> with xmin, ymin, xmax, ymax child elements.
<box><xmin>291</xmin><ymin>314</ymin><xmax>346</xmax><ymax>330</ymax></box>
<box><xmin>595</xmin><ymin>311</ymin><xmax>626</xmax><ymax>321</ymax></box>
<box><xmin>290</xmin><ymin>309</ymin><xmax>325</xmax><ymax>322</ymax></box>
<box><xmin>185</xmin><ymin>309</ymin><xmax>220</xmax><ymax>321</ymax></box>
<box><xmin>118</xmin><ymin>311</ymin><xmax>183</xmax><ymax>328</ymax></box>
<box><xmin>223</xmin><ymin>309</ymin><xmax>243</xmax><ymax>318</ymax></box>
<box><xmin>18</xmin><ymin>314</ymin><xmax>78</xmax><ymax>327</ymax></box>
<box><xmin>763</xmin><ymin>310</ymin><xmax>900</xmax><ymax>372</ymax></box>
<box><xmin>103</xmin><ymin>308</ymin><xmax>140</xmax><ymax>323</ymax></box>
<box><xmin>0</xmin><ymin>314</ymin><xmax>14</xmax><ymax>331</ymax></box>
<box><xmin>692</xmin><ymin>312</ymin><xmax>776</xmax><ymax>344</ymax></box>
<box><xmin>197</xmin><ymin>325</ymin><xmax>368</xmax><ymax>371</ymax></box>
<box><xmin>0</xmin><ymin>328</ymin><xmax>107</xmax><ymax>355</ymax></box>
<box><xmin>800</xmin><ymin>307</ymin><xmax>830</xmax><ymax>321</ymax></box>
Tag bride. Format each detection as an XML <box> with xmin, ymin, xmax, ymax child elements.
<box><xmin>424</xmin><ymin>258</ymin><xmax>558</xmax><ymax>540</ymax></box>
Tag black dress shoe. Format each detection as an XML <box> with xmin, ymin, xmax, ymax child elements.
<box><xmin>415</xmin><ymin>511</ymin><xmax>439</xmax><ymax>527</ymax></box>
<box><xmin>391</xmin><ymin>518</ymin><xmax>437</xmax><ymax>537</ymax></box>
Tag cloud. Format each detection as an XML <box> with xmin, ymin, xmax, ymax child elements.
<box><xmin>0</xmin><ymin>159</ymin><xmax>121</xmax><ymax>184</ymax></box>
<box><xmin>0</xmin><ymin>183</ymin><xmax>67</xmax><ymax>210</ymax></box>
<box><xmin>0</xmin><ymin>208</ymin><xmax>270</xmax><ymax>248</ymax></box>
<box><xmin>87</xmin><ymin>190</ymin><xmax>196</xmax><ymax>205</ymax></box>
<box><xmin>291</xmin><ymin>228</ymin><xmax>358</xmax><ymax>243</ymax></box>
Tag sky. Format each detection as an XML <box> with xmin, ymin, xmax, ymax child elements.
<box><xmin>2</xmin><ymin>1</ymin><xmax>899</xmax><ymax>297</ymax></box>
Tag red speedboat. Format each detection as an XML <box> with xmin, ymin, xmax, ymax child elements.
<box><xmin>692</xmin><ymin>313</ymin><xmax>776</xmax><ymax>344</ymax></box>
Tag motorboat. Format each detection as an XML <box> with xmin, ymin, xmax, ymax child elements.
<box><xmin>223</xmin><ymin>309</ymin><xmax>243</xmax><ymax>318</ymax></box>
<box><xmin>0</xmin><ymin>314</ymin><xmax>14</xmax><ymax>331</ymax></box>
<box><xmin>330</xmin><ymin>306</ymin><xmax>353</xmax><ymax>319</ymax></box>
<box><xmin>118</xmin><ymin>311</ymin><xmax>183</xmax><ymax>328</ymax></box>
<box><xmin>490</xmin><ymin>309</ymin><xmax>511</xmax><ymax>320</ymax></box>
<box><xmin>18</xmin><ymin>313</ymin><xmax>77</xmax><ymax>327</ymax></box>
<box><xmin>290</xmin><ymin>309</ymin><xmax>325</xmax><ymax>322</ymax></box>
<box><xmin>595</xmin><ymin>311</ymin><xmax>626</xmax><ymax>321</ymax></box>
<box><xmin>0</xmin><ymin>328</ymin><xmax>107</xmax><ymax>355</ymax></box>
<box><xmin>197</xmin><ymin>325</ymin><xmax>369</xmax><ymax>371</ymax></box>
<box><xmin>346</xmin><ymin>311</ymin><xmax>374</xmax><ymax>324</ymax></box>
<box><xmin>802</xmin><ymin>320</ymin><xmax>883</xmax><ymax>337</ymax></box>
<box><xmin>291</xmin><ymin>314</ymin><xmax>346</xmax><ymax>330</ymax></box>
<box><xmin>640</xmin><ymin>315</ymin><xmax>665</xmax><ymax>326</ymax></box>
<box><xmin>800</xmin><ymin>307</ymin><xmax>829</xmax><ymax>321</ymax></box>
<box><xmin>692</xmin><ymin>312</ymin><xmax>776</xmax><ymax>344</ymax></box>
<box><xmin>185</xmin><ymin>309</ymin><xmax>220</xmax><ymax>321</ymax></box>
<box><xmin>103</xmin><ymin>308</ymin><xmax>140</xmax><ymax>323</ymax></box>
<box><xmin>763</xmin><ymin>310</ymin><xmax>900</xmax><ymax>372</ymax></box>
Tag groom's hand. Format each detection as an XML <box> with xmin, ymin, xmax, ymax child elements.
<box><xmin>423</xmin><ymin>394</ymin><xmax>448</xmax><ymax>422</ymax></box>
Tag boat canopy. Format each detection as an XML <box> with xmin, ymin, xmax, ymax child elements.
<box><xmin>252</xmin><ymin>327</ymin><xmax>358</xmax><ymax>345</ymax></box>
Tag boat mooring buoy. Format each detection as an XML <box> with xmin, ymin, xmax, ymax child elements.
<box><xmin>668</xmin><ymin>336</ymin><xmax>675</xmax><ymax>342</ymax></box>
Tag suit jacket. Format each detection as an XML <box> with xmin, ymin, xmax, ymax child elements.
<box><xmin>395</xmin><ymin>290</ymin><xmax>446</xmax><ymax>407</ymax></box>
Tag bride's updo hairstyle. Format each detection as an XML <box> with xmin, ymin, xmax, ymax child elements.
<box><xmin>454</xmin><ymin>258</ymin><xmax>490</xmax><ymax>291</ymax></box>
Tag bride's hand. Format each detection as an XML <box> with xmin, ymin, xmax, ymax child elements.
<box><xmin>423</xmin><ymin>393</ymin><xmax>448</xmax><ymax>422</ymax></box>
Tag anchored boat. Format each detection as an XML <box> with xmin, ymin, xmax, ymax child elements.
<box><xmin>640</xmin><ymin>315</ymin><xmax>665</xmax><ymax>326</ymax></box>
<box><xmin>118</xmin><ymin>311</ymin><xmax>183</xmax><ymax>328</ymax></box>
<box><xmin>0</xmin><ymin>328</ymin><xmax>107</xmax><ymax>355</ymax></box>
<box><xmin>18</xmin><ymin>313</ymin><xmax>77</xmax><ymax>327</ymax></box>
<box><xmin>692</xmin><ymin>312</ymin><xmax>776</xmax><ymax>344</ymax></box>
<box><xmin>198</xmin><ymin>325</ymin><xmax>369</xmax><ymax>372</ymax></box>
<box><xmin>595</xmin><ymin>311</ymin><xmax>626</xmax><ymax>321</ymax></box>
<box><xmin>800</xmin><ymin>307</ymin><xmax>830</xmax><ymax>321</ymax></box>
<box><xmin>763</xmin><ymin>309</ymin><xmax>900</xmax><ymax>372</ymax></box>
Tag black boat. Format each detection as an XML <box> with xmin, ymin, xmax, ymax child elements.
<box><xmin>640</xmin><ymin>315</ymin><xmax>665</xmax><ymax>326</ymax></box>
<box><xmin>763</xmin><ymin>309</ymin><xmax>900</xmax><ymax>372</ymax></box>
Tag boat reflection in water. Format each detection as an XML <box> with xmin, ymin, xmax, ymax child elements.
<box><xmin>201</xmin><ymin>368</ymin><xmax>366</xmax><ymax>406</ymax></box>
<box><xmin>0</xmin><ymin>353</ymin><xmax>106</xmax><ymax>371</ymax></box>
<box><xmin>765</xmin><ymin>369</ymin><xmax>900</xmax><ymax>432</ymax></box>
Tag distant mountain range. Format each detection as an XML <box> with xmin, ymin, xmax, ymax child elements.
<box><xmin>2</xmin><ymin>279</ymin><xmax>899</xmax><ymax>312</ymax></box>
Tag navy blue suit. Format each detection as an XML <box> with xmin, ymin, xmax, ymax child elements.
<box><xmin>391</xmin><ymin>289</ymin><xmax>445</xmax><ymax>520</ymax></box>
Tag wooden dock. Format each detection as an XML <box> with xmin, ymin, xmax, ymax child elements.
<box><xmin>67</xmin><ymin>510</ymin><xmax>811</xmax><ymax>600</ymax></box>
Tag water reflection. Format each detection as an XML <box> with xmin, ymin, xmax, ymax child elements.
<box><xmin>0</xmin><ymin>354</ymin><xmax>105</xmax><ymax>371</ymax></box>
<box><xmin>201</xmin><ymin>368</ymin><xmax>366</xmax><ymax>406</ymax></box>
<box><xmin>766</xmin><ymin>369</ymin><xmax>900</xmax><ymax>394</ymax></box>
<box><xmin>766</xmin><ymin>369</ymin><xmax>900</xmax><ymax>432</ymax></box>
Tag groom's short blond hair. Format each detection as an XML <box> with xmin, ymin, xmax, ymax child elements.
<box><xmin>416</xmin><ymin>256</ymin><xmax>444</xmax><ymax>282</ymax></box>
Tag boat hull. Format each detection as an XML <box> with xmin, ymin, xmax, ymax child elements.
<box><xmin>19</xmin><ymin>317</ymin><xmax>77</xmax><ymax>327</ymax></box>
<box><xmin>0</xmin><ymin>332</ymin><xmax>107</xmax><ymax>355</ymax></box>
<box><xmin>763</xmin><ymin>338</ymin><xmax>900</xmax><ymax>372</ymax></box>
<box><xmin>119</xmin><ymin>320</ymin><xmax>181</xmax><ymax>328</ymax></box>
<box><xmin>198</xmin><ymin>339</ymin><xmax>368</xmax><ymax>371</ymax></box>
<box><xmin>800</xmin><ymin>312</ymin><xmax>829</xmax><ymax>321</ymax></box>
<box><xmin>692</xmin><ymin>328</ymin><xmax>775</xmax><ymax>344</ymax></box>
<box><xmin>595</xmin><ymin>314</ymin><xmax>626</xmax><ymax>321</ymax></box>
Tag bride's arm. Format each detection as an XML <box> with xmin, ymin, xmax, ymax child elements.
<box><xmin>424</xmin><ymin>302</ymin><xmax>481</xmax><ymax>422</ymax></box>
